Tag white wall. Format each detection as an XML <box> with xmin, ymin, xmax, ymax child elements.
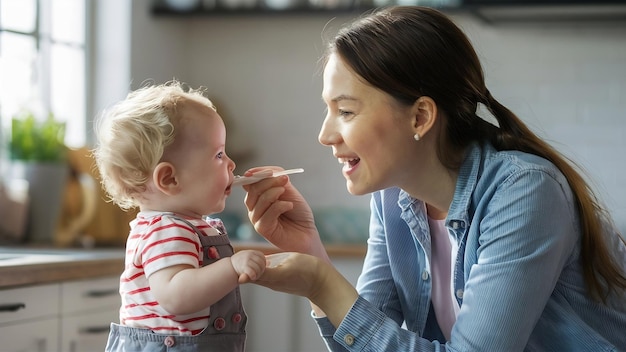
<box><xmin>126</xmin><ymin>2</ymin><xmax>626</xmax><ymax>231</ymax></box>
<box><xmin>457</xmin><ymin>18</ymin><xmax>626</xmax><ymax>233</ymax></box>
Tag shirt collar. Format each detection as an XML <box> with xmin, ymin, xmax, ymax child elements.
<box><xmin>397</xmin><ymin>142</ymin><xmax>486</xmax><ymax>235</ymax></box>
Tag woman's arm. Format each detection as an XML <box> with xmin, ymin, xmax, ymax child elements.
<box><xmin>261</xmin><ymin>252</ymin><xmax>358</xmax><ymax>327</ymax></box>
<box><xmin>258</xmin><ymin>253</ymin><xmax>443</xmax><ymax>352</ymax></box>
<box><xmin>252</xmin><ymin>168</ymin><xmax>584</xmax><ymax>351</ymax></box>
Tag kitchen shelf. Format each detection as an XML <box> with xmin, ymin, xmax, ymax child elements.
<box><xmin>151</xmin><ymin>0</ymin><xmax>626</xmax><ymax>23</ymax></box>
<box><xmin>152</xmin><ymin>4</ymin><xmax>376</xmax><ymax>16</ymax></box>
<box><xmin>150</xmin><ymin>0</ymin><xmax>461</xmax><ymax>16</ymax></box>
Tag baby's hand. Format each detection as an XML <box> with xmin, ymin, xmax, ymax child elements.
<box><xmin>231</xmin><ymin>250</ymin><xmax>267</xmax><ymax>283</ymax></box>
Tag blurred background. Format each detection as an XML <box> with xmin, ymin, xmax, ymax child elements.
<box><xmin>1</xmin><ymin>0</ymin><xmax>625</xmax><ymax>243</ymax></box>
<box><xmin>1</xmin><ymin>1</ymin><xmax>625</xmax><ymax>351</ymax></box>
<box><xmin>2</xmin><ymin>0</ymin><xmax>626</xmax><ymax>246</ymax></box>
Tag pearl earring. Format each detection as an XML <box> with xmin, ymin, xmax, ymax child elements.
<box><xmin>413</xmin><ymin>133</ymin><xmax>420</xmax><ymax>141</ymax></box>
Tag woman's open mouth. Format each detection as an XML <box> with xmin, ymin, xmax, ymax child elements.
<box><xmin>339</xmin><ymin>157</ymin><xmax>360</xmax><ymax>173</ymax></box>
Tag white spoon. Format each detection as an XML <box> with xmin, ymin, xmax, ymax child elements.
<box><xmin>232</xmin><ymin>168</ymin><xmax>304</xmax><ymax>187</ymax></box>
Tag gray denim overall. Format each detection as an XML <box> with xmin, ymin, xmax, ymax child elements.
<box><xmin>105</xmin><ymin>217</ymin><xmax>248</xmax><ymax>351</ymax></box>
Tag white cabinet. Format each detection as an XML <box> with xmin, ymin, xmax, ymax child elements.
<box><xmin>0</xmin><ymin>276</ymin><xmax>119</xmax><ymax>352</ymax></box>
<box><xmin>1</xmin><ymin>254</ymin><xmax>361</xmax><ymax>352</ymax></box>
<box><xmin>60</xmin><ymin>276</ymin><xmax>119</xmax><ymax>352</ymax></box>
<box><xmin>0</xmin><ymin>319</ymin><xmax>59</xmax><ymax>352</ymax></box>
<box><xmin>242</xmin><ymin>256</ymin><xmax>363</xmax><ymax>352</ymax></box>
<box><xmin>0</xmin><ymin>283</ymin><xmax>60</xmax><ymax>352</ymax></box>
<box><xmin>61</xmin><ymin>310</ymin><xmax>117</xmax><ymax>352</ymax></box>
<box><xmin>240</xmin><ymin>285</ymin><xmax>294</xmax><ymax>352</ymax></box>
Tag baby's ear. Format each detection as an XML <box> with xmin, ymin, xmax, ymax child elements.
<box><xmin>153</xmin><ymin>162</ymin><xmax>180</xmax><ymax>195</ymax></box>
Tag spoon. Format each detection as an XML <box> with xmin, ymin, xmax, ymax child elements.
<box><xmin>232</xmin><ymin>168</ymin><xmax>304</xmax><ymax>187</ymax></box>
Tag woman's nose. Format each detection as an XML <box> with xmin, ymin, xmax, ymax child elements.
<box><xmin>318</xmin><ymin>115</ymin><xmax>340</xmax><ymax>146</ymax></box>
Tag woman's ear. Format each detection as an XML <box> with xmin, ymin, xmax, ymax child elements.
<box><xmin>152</xmin><ymin>162</ymin><xmax>180</xmax><ymax>195</ymax></box>
<box><xmin>411</xmin><ymin>96</ymin><xmax>438</xmax><ymax>139</ymax></box>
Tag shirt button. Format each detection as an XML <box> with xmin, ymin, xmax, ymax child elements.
<box><xmin>421</xmin><ymin>270</ymin><xmax>430</xmax><ymax>280</ymax></box>
<box><xmin>344</xmin><ymin>334</ymin><xmax>355</xmax><ymax>346</ymax></box>
<box><xmin>164</xmin><ymin>336</ymin><xmax>175</xmax><ymax>347</ymax></box>
<box><xmin>456</xmin><ymin>289</ymin><xmax>464</xmax><ymax>299</ymax></box>
<box><xmin>231</xmin><ymin>312</ymin><xmax>242</xmax><ymax>323</ymax></box>
<box><xmin>214</xmin><ymin>317</ymin><xmax>226</xmax><ymax>330</ymax></box>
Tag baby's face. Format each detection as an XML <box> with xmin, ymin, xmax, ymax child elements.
<box><xmin>167</xmin><ymin>102</ymin><xmax>236</xmax><ymax>217</ymax></box>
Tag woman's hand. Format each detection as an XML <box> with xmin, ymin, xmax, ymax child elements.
<box><xmin>259</xmin><ymin>252</ymin><xmax>326</xmax><ymax>297</ymax></box>
<box><xmin>243</xmin><ymin>167</ymin><xmax>328</xmax><ymax>260</ymax></box>
<box><xmin>258</xmin><ymin>252</ymin><xmax>358</xmax><ymax>328</ymax></box>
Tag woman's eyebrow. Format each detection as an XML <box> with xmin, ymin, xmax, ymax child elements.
<box><xmin>332</xmin><ymin>94</ymin><xmax>358</xmax><ymax>103</ymax></box>
<box><xmin>321</xmin><ymin>93</ymin><xmax>359</xmax><ymax>104</ymax></box>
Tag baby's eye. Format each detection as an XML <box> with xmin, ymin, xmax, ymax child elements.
<box><xmin>216</xmin><ymin>152</ymin><xmax>224</xmax><ymax>159</ymax></box>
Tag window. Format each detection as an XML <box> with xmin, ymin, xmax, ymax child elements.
<box><xmin>0</xmin><ymin>0</ymin><xmax>87</xmax><ymax>148</ymax></box>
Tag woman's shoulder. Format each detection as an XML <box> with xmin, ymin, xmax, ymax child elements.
<box><xmin>461</xmin><ymin>143</ymin><xmax>574</xmax><ymax>209</ymax></box>
<box><xmin>478</xmin><ymin>143</ymin><xmax>565</xmax><ymax>184</ymax></box>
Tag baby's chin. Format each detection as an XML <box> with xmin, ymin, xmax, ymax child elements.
<box><xmin>202</xmin><ymin>204</ymin><xmax>226</xmax><ymax>217</ymax></box>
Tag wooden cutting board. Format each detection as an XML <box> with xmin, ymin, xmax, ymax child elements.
<box><xmin>56</xmin><ymin>147</ymin><xmax>136</xmax><ymax>247</ymax></box>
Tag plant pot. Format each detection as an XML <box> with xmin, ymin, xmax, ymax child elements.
<box><xmin>7</xmin><ymin>161</ymin><xmax>69</xmax><ymax>244</ymax></box>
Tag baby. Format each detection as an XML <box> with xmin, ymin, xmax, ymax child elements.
<box><xmin>95</xmin><ymin>80</ymin><xmax>266</xmax><ymax>352</ymax></box>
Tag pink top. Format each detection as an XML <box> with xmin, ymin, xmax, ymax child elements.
<box><xmin>428</xmin><ymin>216</ymin><xmax>460</xmax><ymax>341</ymax></box>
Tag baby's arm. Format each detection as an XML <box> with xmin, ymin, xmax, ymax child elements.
<box><xmin>148</xmin><ymin>249</ymin><xmax>266</xmax><ymax>315</ymax></box>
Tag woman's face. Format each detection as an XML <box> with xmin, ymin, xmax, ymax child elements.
<box><xmin>319</xmin><ymin>54</ymin><xmax>420</xmax><ymax>195</ymax></box>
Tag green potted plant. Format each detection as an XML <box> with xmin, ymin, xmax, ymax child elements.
<box><xmin>7</xmin><ymin>110</ymin><xmax>69</xmax><ymax>243</ymax></box>
<box><xmin>9</xmin><ymin>111</ymin><xmax>67</xmax><ymax>162</ymax></box>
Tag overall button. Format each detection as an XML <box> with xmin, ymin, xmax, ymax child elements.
<box><xmin>163</xmin><ymin>336</ymin><xmax>176</xmax><ymax>347</ymax></box>
<box><xmin>231</xmin><ymin>312</ymin><xmax>242</xmax><ymax>323</ymax></box>
<box><xmin>207</xmin><ymin>246</ymin><xmax>220</xmax><ymax>259</ymax></box>
<box><xmin>214</xmin><ymin>317</ymin><xmax>226</xmax><ymax>330</ymax></box>
<box><xmin>421</xmin><ymin>270</ymin><xmax>430</xmax><ymax>280</ymax></box>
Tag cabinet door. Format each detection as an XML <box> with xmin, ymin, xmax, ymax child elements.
<box><xmin>240</xmin><ymin>284</ymin><xmax>293</xmax><ymax>352</ymax></box>
<box><xmin>60</xmin><ymin>276</ymin><xmax>119</xmax><ymax>315</ymax></box>
<box><xmin>0</xmin><ymin>283</ymin><xmax>60</xmax><ymax>324</ymax></box>
<box><xmin>241</xmin><ymin>257</ymin><xmax>364</xmax><ymax>352</ymax></box>
<box><xmin>0</xmin><ymin>283</ymin><xmax>60</xmax><ymax>352</ymax></box>
<box><xmin>60</xmin><ymin>276</ymin><xmax>120</xmax><ymax>352</ymax></box>
<box><xmin>0</xmin><ymin>318</ymin><xmax>59</xmax><ymax>352</ymax></box>
<box><xmin>61</xmin><ymin>309</ymin><xmax>118</xmax><ymax>352</ymax></box>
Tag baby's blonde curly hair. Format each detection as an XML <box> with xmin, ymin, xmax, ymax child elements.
<box><xmin>93</xmin><ymin>80</ymin><xmax>215</xmax><ymax>210</ymax></box>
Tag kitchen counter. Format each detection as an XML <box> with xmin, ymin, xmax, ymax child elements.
<box><xmin>0</xmin><ymin>247</ymin><xmax>125</xmax><ymax>289</ymax></box>
<box><xmin>0</xmin><ymin>243</ymin><xmax>365</xmax><ymax>289</ymax></box>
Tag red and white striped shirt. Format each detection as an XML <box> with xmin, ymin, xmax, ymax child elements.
<box><xmin>118</xmin><ymin>211</ymin><xmax>221</xmax><ymax>336</ymax></box>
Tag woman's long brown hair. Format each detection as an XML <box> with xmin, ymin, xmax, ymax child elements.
<box><xmin>327</xmin><ymin>6</ymin><xmax>626</xmax><ymax>302</ymax></box>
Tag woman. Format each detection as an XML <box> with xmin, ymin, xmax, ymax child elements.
<box><xmin>243</xmin><ymin>6</ymin><xmax>626</xmax><ymax>351</ymax></box>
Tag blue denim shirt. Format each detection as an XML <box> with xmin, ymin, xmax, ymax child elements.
<box><xmin>315</xmin><ymin>142</ymin><xmax>626</xmax><ymax>351</ymax></box>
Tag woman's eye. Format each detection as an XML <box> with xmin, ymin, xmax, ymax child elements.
<box><xmin>338</xmin><ymin>109</ymin><xmax>353</xmax><ymax>118</ymax></box>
